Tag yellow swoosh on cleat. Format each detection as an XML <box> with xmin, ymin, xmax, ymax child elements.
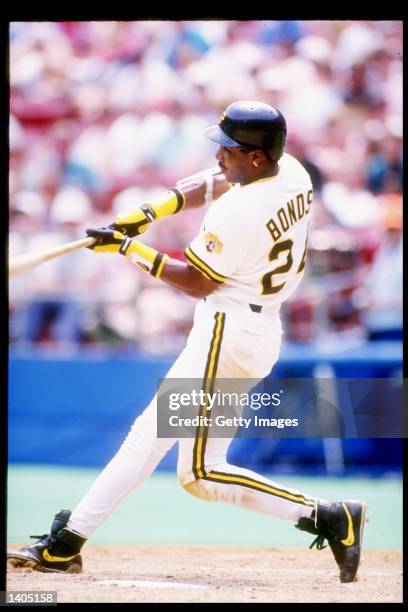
<box><xmin>340</xmin><ymin>503</ymin><xmax>355</xmax><ymax>546</ymax></box>
<box><xmin>43</xmin><ymin>549</ymin><xmax>78</xmax><ymax>563</ymax></box>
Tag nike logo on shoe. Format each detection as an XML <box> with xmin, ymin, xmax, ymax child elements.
<box><xmin>340</xmin><ymin>502</ymin><xmax>355</xmax><ymax>546</ymax></box>
<box><xmin>42</xmin><ymin>549</ymin><xmax>78</xmax><ymax>563</ymax></box>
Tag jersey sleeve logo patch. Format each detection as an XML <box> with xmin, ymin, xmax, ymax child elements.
<box><xmin>205</xmin><ymin>232</ymin><xmax>223</xmax><ymax>254</ymax></box>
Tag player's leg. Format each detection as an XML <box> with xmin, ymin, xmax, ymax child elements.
<box><xmin>175</xmin><ymin>303</ymin><xmax>367</xmax><ymax>582</ymax></box>
<box><xmin>178</xmin><ymin>435</ymin><xmax>366</xmax><ymax>582</ymax></box>
<box><xmin>7</xmin><ymin>306</ymin><xmax>214</xmax><ymax>573</ymax></box>
<box><xmin>57</xmin><ymin>303</ymin><xmax>232</xmax><ymax>538</ymax></box>
<box><xmin>178</xmin><ymin>437</ymin><xmax>316</xmax><ymax>521</ymax></box>
<box><xmin>176</xmin><ymin>303</ymin><xmax>317</xmax><ymax>522</ymax></box>
<box><xmin>7</xmin><ymin>394</ymin><xmax>178</xmax><ymax>573</ymax></box>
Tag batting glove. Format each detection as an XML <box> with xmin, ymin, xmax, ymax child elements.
<box><xmin>113</xmin><ymin>189</ymin><xmax>185</xmax><ymax>237</ymax></box>
<box><xmin>86</xmin><ymin>228</ymin><xmax>126</xmax><ymax>253</ymax></box>
<box><xmin>86</xmin><ymin>228</ymin><xmax>168</xmax><ymax>279</ymax></box>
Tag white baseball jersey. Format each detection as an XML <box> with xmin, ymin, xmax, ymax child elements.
<box><xmin>185</xmin><ymin>153</ymin><xmax>313</xmax><ymax>309</ymax></box>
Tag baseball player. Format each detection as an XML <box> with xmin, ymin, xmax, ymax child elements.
<box><xmin>8</xmin><ymin>101</ymin><xmax>366</xmax><ymax>583</ymax></box>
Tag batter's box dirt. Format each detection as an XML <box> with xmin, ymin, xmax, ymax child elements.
<box><xmin>6</xmin><ymin>545</ymin><xmax>402</xmax><ymax>603</ymax></box>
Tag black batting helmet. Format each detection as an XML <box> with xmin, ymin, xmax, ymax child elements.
<box><xmin>204</xmin><ymin>101</ymin><xmax>287</xmax><ymax>161</ymax></box>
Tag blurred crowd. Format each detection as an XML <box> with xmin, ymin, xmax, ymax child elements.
<box><xmin>9</xmin><ymin>20</ymin><xmax>402</xmax><ymax>353</ymax></box>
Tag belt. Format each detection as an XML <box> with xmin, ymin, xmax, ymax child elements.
<box><xmin>249</xmin><ymin>304</ymin><xmax>262</xmax><ymax>313</ymax></box>
<box><xmin>203</xmin><ymin>298</ymin><xmax>263</xmax><ymax>313</ymax></box>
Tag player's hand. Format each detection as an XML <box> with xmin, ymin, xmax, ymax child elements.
<box><xmin>86</xmin><ymin>227</ymin><xmax>167</xmax><ymax>278</ymax></box>
<box><xmin>86</xmin><ymin>227</ymin><xmax>128</xmax><ymax>254</ymax></box>
<box><xmin>112</xmin><ymin>207</ymin><xmax>151</xmax><ymax>237</ymax></box>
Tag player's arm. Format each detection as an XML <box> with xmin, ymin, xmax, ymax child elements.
<box><xmin>86</xmin><ymin>228</ymin><xmax>221</xmax><ymax>299</ymax></box>
<box><xmin>154</xmin><ymin>257</ymin><xmax>219</xmax><ymax>298</ymax></box>
<box><xmin>113</xmin><ymin>169</ymin><xmax>231</xmax><ymax>238</ymax></box>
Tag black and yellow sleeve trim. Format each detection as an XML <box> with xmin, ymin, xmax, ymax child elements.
<box><xmin>169</xmin><ymin>188</ymin><xmax>186</xmax><ymax>214</ymax></box>
<box><xmin>150</xmin><ymin>252</ymin><xmax>168</xmax><ymax>279</ymax></box>
<box><xmin>185</xmin><ymin>246</ymin><xmax>226</xmax><ymax>284</ymax></box>
<box><xmin>193</xmin><ymin>312</ymin><xmax>226</xmax><ymax>480</ymax></box>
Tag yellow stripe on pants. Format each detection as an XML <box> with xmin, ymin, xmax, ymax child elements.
<box><xmin>193</xmin><ymin>312</ymin><xmax>225</xmax><ymax>480</ymax></box>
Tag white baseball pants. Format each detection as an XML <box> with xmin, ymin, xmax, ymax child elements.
<box><xmin>68</xmin><ymin>299</ymin><xmax>315</xmax><ymax>538</ymax></box>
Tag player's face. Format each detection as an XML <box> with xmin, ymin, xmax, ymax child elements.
<box><xmin>216</xmin><ymin>146</ymin><xmax>255</xmax><ymax>185</ymax></box>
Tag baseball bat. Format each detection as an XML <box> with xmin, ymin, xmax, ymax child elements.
<box><xmin>9</xmin><ymin>237</ymin><xmax>97</xmax><ymax>278</ymax></box>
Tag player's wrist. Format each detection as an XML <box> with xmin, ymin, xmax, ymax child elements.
<box><xmin>114</xmin><ymin>189</ymin><xmax>185</xmax><ymax>237</ymax></box>
<box><xmin>148</xmin><ymin>188</ymin><xmax>185</xmax><ymax>220</ymax></box>
<box><xmin>120</xmin><ymin>237</ymin><xmax>169</xmax><ymax>278</ymax></box>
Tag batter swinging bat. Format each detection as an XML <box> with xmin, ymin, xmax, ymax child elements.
<box><xmin>8</xmin><ymin>237</ymin><xmax>97</xmax><ymax>278</ymax></box>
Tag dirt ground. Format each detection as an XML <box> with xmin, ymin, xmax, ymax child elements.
<box><xmin>7</xmin><ymin>545</ymin><xmax>402</xmax><ymax>604</ymax></box>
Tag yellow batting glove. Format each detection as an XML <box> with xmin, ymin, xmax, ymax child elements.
<box><xmin>86</xmin><ymin>228</ymin><xmax>127</xmax><ymax>253</ymax></box>
<box><xmin>114</xmin><ymin>188</ymin><xmax>185</xmax><ymax>237</ymax></box>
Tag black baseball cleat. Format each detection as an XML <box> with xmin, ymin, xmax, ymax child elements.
<box><xmin>7</xmin><ymin>535</ymin><xmax>83</xmax><ymax>573</ymax></box>
<box><xmin>7</xmin><ymin>510</ymin><xmax>86</xmax><ymax>574</ymax></box>
<box><xmin>295</xmin><ymin>499</ymin><xmax>367</xmax><ymax>583</ymax></box>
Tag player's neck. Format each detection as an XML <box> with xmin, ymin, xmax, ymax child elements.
<box><xmin>241</xmin><ymin>161</ymin><xmax>279</xmax><ymax>186</ymax></box>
